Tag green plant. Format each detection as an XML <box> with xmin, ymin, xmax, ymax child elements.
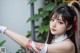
<box><xmin>0</xmin><ymin>40</ymin><xmax>6</xmax><ymax>47</ymax></box>
<box><xmin>16</xmin><ymin>46</ymin><xmax>26</xmax><ymax>53</ymax></box>
<box><xmin>26</xmin><ymin>0</ymin><xmax>63</xmax><ymax>42</ymax></box>
<box><xmin>16</xmin><ymin>0</ymin><xmax>66</xmax><ymax>53</ymax></box>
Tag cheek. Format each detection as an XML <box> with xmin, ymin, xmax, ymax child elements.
<box><xmin>49</xmin><ymin>22</ymin><xmax>52</xmax><ymax>28</ymax></box>
<box><xmin>49</xmin><ymin>21</ymin><xmax>54</xmax><ymax>27</ymax></box>
<box><xmin>57</xmin><ymin>25</ymin><xmax>67</xmax><ymax>33</ymax></box>
<box><xmin>54</xmin><ymin>26</ymin><xmax>66</xmax><ymax>35</ymax></box>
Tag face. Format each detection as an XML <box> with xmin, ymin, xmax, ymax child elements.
<box><xmin>50</xmin><ymin>14</ymin><xmax>68</xmax><ymax>36</ymax></box>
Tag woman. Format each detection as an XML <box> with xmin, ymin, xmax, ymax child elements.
<box><xmin>46</xmin><ymin>1</ymin><xmax>80</xmax><ymax>53</ymax></box>
<box><xmin>0</xmin><ymin>1</ymin><xmax>79</xmax><ymax>53</ymax></box>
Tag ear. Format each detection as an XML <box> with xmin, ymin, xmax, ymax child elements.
<box><xmin>67</xmin><ymin>25</ymin><xmax>72</xmax><ymax>30</ymax></box>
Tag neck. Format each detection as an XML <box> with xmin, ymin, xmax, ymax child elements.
<box><xmin>54</xmin><ymin>34</ymin><xmax>65</xmax><ymax>38</ymax></box>
<box><xmin>51</xmin><ymin>34</ymin><xmax>68</xmax><ymax>43</ymax></box>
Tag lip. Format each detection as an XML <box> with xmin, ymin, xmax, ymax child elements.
<box><xmin>51</xmin><ymin>28</ymin><xmax>56</xmax><ymax>31</ymax></box>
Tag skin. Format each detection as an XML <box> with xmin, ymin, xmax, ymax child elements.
<box><xmin>50</xmin><ymin>14</ymin><xmax>67</xmax><ymax>36</ymax></box>
<box><xmin>4</xmin><ymin>14</ymin><xmax>75</xmax><ymax>53</ymax></box>
<box><xmin>50</xmin><ymin>14</ymin><xmax>72</xmax><ymax>37</ymax></box>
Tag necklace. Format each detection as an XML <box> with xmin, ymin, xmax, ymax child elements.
<box><xmin>51</xmin><ymin>34</ymin><xmax>68</xmax><ymax>43</ymax></box>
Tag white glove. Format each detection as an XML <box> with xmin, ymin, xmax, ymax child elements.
<box><xmin>0</xmin><ymin>25</ymin><xmax>7</xmax><ymax>34</ymax></box>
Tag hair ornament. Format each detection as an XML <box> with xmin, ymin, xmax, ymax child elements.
<box><xmin>68</xmin><ymin>2</ymin><xmax>72</xmax><ymax>7</ymax></box>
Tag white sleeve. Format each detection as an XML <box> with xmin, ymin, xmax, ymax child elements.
<box><xmin>0</xmin><ymin>25</ymin><xmax>7</xmax><ymax>33</ymax></box>
<box><xmin>31</xmin><ymin>41</ymin><xmax>48</xmax><ymax>53</ymax></box>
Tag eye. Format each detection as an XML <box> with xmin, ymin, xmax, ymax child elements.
<box><xmin>50</xmin><ymin>19</ymin><xmax>54</xmax><ymax>22</ymax></box>
<box><xmin>58</xmin><ymin>21</ymin><xmax>64</xmax><ymax>24</ymax></box>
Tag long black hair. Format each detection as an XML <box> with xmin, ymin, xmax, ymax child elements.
<box><xmin>46</xmin><ymin>2</ymin><xmax>80</xmax><ymax>53</ymax></box>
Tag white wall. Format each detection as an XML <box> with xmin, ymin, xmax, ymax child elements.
<box><xmin>0</xmin><ymin>0</ymin><xmax>44</xmax><ymax>53</ymax></box>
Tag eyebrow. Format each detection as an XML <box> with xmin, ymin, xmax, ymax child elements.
<box><xmin>57</xmin><ymin>19</ymin><xmax>63</xmax><ymax>21</ymax></box>
<box><xmin>51</xmin><ymin>17</ymin><xmax>63</xmax><ymax>21</ymax></box>
<box><xmin>52</xmin><ymin>17</ymin><xmax>55</xmax><ymax>19</ymax></box>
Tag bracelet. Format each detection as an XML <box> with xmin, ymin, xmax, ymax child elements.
<box><xmin>31</xmin><ymin>41</ymin><xmax>48</xmax><ymax>53</ymax></box>
<box><xmin>26</xmin><ymin>39</ymin><xmax>32</xmax><ymax>49</ymax></box>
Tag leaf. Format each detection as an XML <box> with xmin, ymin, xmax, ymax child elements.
<box><xmin>38</xmin><ymin>26</ymin><xmax>45</xmax><ymax>34</ymax></box>
<box><xmin>0</xmin><ymin>40</ymin><xmax>6</xmax><ymax>46</ymax></box>
<box><xmin>57</xmin><ymin>0</ymin><xmax>62</xmax><ymax>3</ymax></box>
<box><xmin>36</xmin><ymin>39</ymin><xmax>45</xmax><ymax>43</ymax></box>
<box><xmin>38</xmin><ymin>8</ymin><xmax>43</xmax><ymax>14</ymax></box>
<box><xmin>20</xmin><ymin>46</ymin><xmax>26</xmax><ymax>49</ymax></box>
<box><xmin>16</xmin><ymin>49</ymin><xmax>22</xmax><ymax>53</ymax></box>
<box><xmin>26</xmin><ymin>31</ymin><xmax>31</xmax><ymax>37</ymax></box>
<box><xmin>42</xmin><ymin>11</ymin><xmax>49</xmax><ymax>18</ymax></box>
<box><xmin>35</xmin><ymin>26</ymin><xmax>39</xmax><ymax>28</ymax></box>
<box><xmin>37</xmin><ymin>25</ymin><xmax>49</xmax><ymax>34</ymax></box>
<box><xmin>27</xmin><ymin>0</ymin><xmax>37</xmax><ymax>4</ymax></box>
<box><xmin>27</xmin><ymin>14</ymin><xmax>42</xmax><ymax>22</ymax></box>
<box><xmin>45</xmin><ymin>3</ymin><xmax>56</xmax><ymax>11</ymax></box>
<box><xmin>44</xmin><ymin>25</ymin><xmax>49</xmax><ymax>32</ymax></box>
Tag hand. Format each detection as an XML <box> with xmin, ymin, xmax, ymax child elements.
<box><xmin>0</xmin><ymin>25</ymin><xmax>7</xmax><ymax>34</ymax></box>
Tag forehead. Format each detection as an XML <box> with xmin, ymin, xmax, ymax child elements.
<box><xmin>52</xmin><ymin>13</ymin><xmax>68</xmax><ymax>25</ymax></box>
<box><xmin>52</xmin><ymin>13</ymin><xmax>62</xmax><ymax>20</ymax></box>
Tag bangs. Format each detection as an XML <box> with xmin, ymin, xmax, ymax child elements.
<box><xmin>50</xmin><ymin>12</ymin><xmax>68</xmax><ymax>25</ymax></box>
<box><xmin>50</xmin><ymin>5</ymin><xmax>75</xmax><ymax>26</ymax></box>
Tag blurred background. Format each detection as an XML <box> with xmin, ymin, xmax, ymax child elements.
<box><xmin>0</xmin><ymin>0</ymin><xmax>80</xmax><ymax>53</ymax></box>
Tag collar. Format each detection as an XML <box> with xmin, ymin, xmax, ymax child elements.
<box><xmin>51</xmin><ymin>34</ymin><xmax>68</xmax><ymax>43</ymax></box>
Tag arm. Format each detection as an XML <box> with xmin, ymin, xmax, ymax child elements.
<box><xmin>0</xmin><ymin>26</ymin><xmax>73</xmax><ymax>53</ymax></box>
<box><xmin>47</xmin><ymin>41</ymin><xmax>74</xmax><ymax>53</ymax></box>
<box><xmin>0</xmin><ymin>26</ymin><xmax>47</xmax><ymax>52</ymax></box>
<box><xmin>4</xmin><ymin>29</ymin><xmax>48</xmax><ymax>53</ymax></box>
<box><xmin>4</xmin><ymin>29</ymin><xmax>29</xmax><ymax>48</ymax></box>
<box><xmin>29</xmin><ymin>39</ymin><xmax>73</xmax><ymax>53</ymax></box>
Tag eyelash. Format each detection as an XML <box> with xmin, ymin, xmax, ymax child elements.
<box><xmin>50</xmin><ymin>19</ymin><xmax>54</xmax><ymax>21</ymax></box>
<box><xmin>58</xmin><ymin>21</ymin><xmax>63</xmax><ymax>24</ymax></box>
<box><xmin>50</xmin><ymin>19</ymin><xmax>64</xmax><ymax>24</ymax></box>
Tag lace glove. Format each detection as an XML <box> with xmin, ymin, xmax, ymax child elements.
<box><xmin>0</xmin><ymin>25</ymin><xmax>7</xmax><ymax>34</ymax></box>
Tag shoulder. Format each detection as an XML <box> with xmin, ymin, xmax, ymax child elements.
<box><xmin>50</xmin><ymin>39</ymin><xmax>75</xmax><ymax>52</ymax></box>
<box><xmin>60</xmin><ymin>39</ymin><xmax>74</xmax><ymax>50</ymax></box>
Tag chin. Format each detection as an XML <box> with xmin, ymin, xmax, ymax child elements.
<box><xmin>51</xmin><ymin>31</ymin><xmax>57</xmax><ymax>35</ymax></box>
